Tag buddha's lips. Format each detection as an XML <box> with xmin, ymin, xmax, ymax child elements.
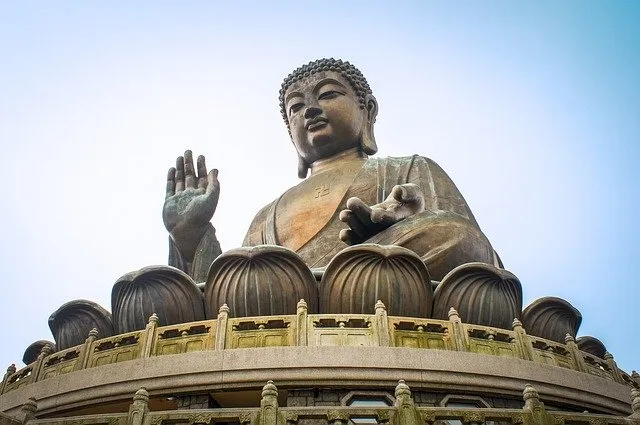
<box><xmin>306</xmin><ymin>118</ymin><xmax>328</xmax><ymax>131</ymax></box>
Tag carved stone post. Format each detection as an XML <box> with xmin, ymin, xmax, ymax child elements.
<box><xmin>126</xmin><ymin>388</ymin><xmax>150</xmax><ymax>425</ymax></box>
<box><xmin>563</xmin><ymin>334</ymin><xmax>586</xmax><ymax>373</ymax></box>
<box><xmin>141</xmin><ymin>313</ymin><xmax>159</xmax><ymax>358</ymax></box>
<box><xmin>20</xmin><ymin>398</ymin><xmax>37</xmax><ymax>424</ymax></box>
<box><xmin>522</xmin><ymin>384</ymin><xmax>552</xmax><ymax>425</ymax></box>
<box><xmin>31</xmin><ymin>344</ymin><xmax>54</xmax><ymax>382</ymax></box>
<box><xmin>393</xmin><ymin>380</ymin><xmax>419</xmax><ymax>425</ymax></box>
<box><xmin>375</xmin><ymin>300</ymin><xmax>390</xmax><ymax>347</ymax></box>
<box><xmin>447</xmin><ymin>308</ymin><xmax>468</xmax><ymax>352</ymax></box>
<box><xmin>512</xmin><ymin>319</ymin><xmax>534</xmax><ymax>362</ymax></box>
<box><xmin>79</xmin><ymin>328</ymin><xmax>99</xmax><ymax>370</ymax></box>
<box><xmin>296</xmin><ymin>299</ymin><xmax>308</xmax><ymax>346</ymax></box>
<box><xmin>1</xmin><ymin>364</ymin><xmax>16</xmax><ymax>395</ymax></box>
<box><xmin>630</xmin><ymin>388</ymin><xmax>640</xmax><ymax>420</ymax></box>
<box><xmin>215</xmin><ymin>304</ymin><xmax>229</xmax><ymax>350</ymax></box>
<box><xmin>603</xmin><ymin>352</ymin><xmax>624</xmax><ymax>384</ymax></box>
<box><xmin>258</xmin><ymin>381</ymin><xmax>281</xmax><ymax>425</ymax></box>
<box><xmin>632</xmin><ymin>371</ymin><xmax>640</xmax><ymax>387</ymax></box>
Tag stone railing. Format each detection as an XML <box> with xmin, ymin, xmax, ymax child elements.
<box><xmin>3</xmin><ymin>381</ymin><xmax>640</xmax><ymax>425</ymax></box>
<box><xmin>2</xmin><ymin>301</ymin><xmax>638</xmax><ymax>395</ymax></box>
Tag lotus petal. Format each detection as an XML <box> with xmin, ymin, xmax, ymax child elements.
<box><xmin>432</xmin><ymin>262</ymin><xmax>522</xmax><ymax>329</ymax></box>
<box><xmin>22</xmin><ymin>340</ymin><xmax>56</xmax><ymax>365</ymax></box>
<box><xmin>320</xmin><ymin>244</ymin><xmax>432</xmax><ymax>317</ymax></box>
<box><xmin>112</xmin><ymin>265</ymin><xmax>205</xmax><ymax>333</ymax></box>
<box><xmin>205</xmin><ymin>245</ymin><xmax>318</xmax><ymax>318</ymax></box>
<box><xmin>48</xmin><ymin>300</ymin><xmax>113</xmax><ymax>350</ymax></box>
<box><xmin>522</xmin><ymin>297</ymin><xmax>582</xmax><ymax>343</ymax></box>
<box><xmin>577</xmin><ymin>336</ymin><xmax>607</xmax><ymax>359</ymax></box>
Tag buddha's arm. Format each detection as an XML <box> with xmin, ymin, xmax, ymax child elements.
<box><xmin>242</xmin><ymin>203</ymin><xmax>273</xmax><ymax>246</ymax></box>
<box><xmin>414</xmin><ymin>156</ymin><xmax>502</xmax><ymax>268</ymax></box>
<box><xmin>415</xmin><ymin>157</ymin><xmax>481</xmax><ymax>228</ymax></box>
<box><xmin>163</xmin><ymin>151</ymin><xmax>222</xmax><ymax>282</ymax></box>
<box><xmin>169</xmin><ymin>224</ymin><xmax>222</xmax><ymax>282</ymax></box>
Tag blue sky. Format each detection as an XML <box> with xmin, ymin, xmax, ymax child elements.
<box><xmin>0</xmin><ymin>1</ymin><xmax>639</xmax><ymax>375</ymax></box>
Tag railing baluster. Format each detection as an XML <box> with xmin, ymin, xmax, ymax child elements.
<box><xmin>1</xmin><ymin>364</ymin><xmax>16</xmax><ymax>395</ymax></box>
<box><xmin>20</xmin><ymin>397</ymin><xmax>37</xmax><ymax>424</ymax></box>
<box><xmin>564</xmin><ymin>334</ymin><xmax>586</xmax><ymax>373</ymax></box>
<box><xmin>216</xmin><ymin>304</ymin><xmax>229</xmax><ymax>350</ymax></box>
<box><xmin>79</xmin><ymin>328</ymin><xmax>99</xmax><ymax>370</ymax></box>
<box><xmin>512</xmin><ymin>318</ymin><xmax>535</xmax><ymax>362</ymax></box>
<box><xmin>448</xmin><ymin>308</ymin><xmax>468</xmax><ymax>352</ymax></box>
<box><xmin>259</xmin><ymin>381</ymin><xmax>279</xmax><ymax>425</ymax></box>
<box><xmin>375</xmin><ymin>300</ymin><xmax>390</xmax><ymax>347</ymax></box>
<box><xmin>394</xmin><ymin>380</ymin><xmax>419</xmax><ymax>425</ymax></box>
<box><xmin>296</xmin><ymin>299</ymin><xmax>308</xmax><ymax>346</ymax></box>
<box><xmin>126</xmin><ymin>388</ymin><xmax>150</xmax><ymax>425</ymax></box>
<box><xmin>603</xmin><ymin>352</ymin><xmax>624</xmax><ymax>384</ymax></box>
<box><xmin>140</xmin><ymin>313</ymin><xmax>159</xmax><ymax>358</ymax></box>
<box><xmin>31</xmin><ymin>344</ymin><xmax>54</xmax><ymax>383</ymax></box>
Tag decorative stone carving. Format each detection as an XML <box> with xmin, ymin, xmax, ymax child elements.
<box><xmin>204</xmin><ymin>245</ymin><xmax>318</xmax><ymax>318</ymax></box>
<box><xmin>22</xmin><ymin>340</ymin><xmax>56</xmax><ymax>365</ymax></box>
<box><xmin>48</xmin><ymin>300</ymin><xmax>113</xmax><ymax>350</ymax></box>
<box><xmin>112</xmin><ymin>265</ymin><xmax>205</xmax><ymax>333</ymax></box>
<box><xmin>521</xmin><ymin>297</ymin><xmax>582</xmax><ymax>343</ymax></box>
<box><xmin>431</xmin><ymin>262</ymin><xmax>522</xmax><ymax>329</ymax></box>
<box><xmin>576</xmin><ymin>336</ymin><xmax>607</xmax><ymax>359</ymax></box>
<box><xmin>320</xmin><ymin>244</ymin><xmax>432</xmax><ymax>317</ymax></box>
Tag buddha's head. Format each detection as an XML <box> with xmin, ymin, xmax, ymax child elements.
<box><xmin>280</xmin><ymin>59</ymin><xmax>378</xmax><ymax>178</ymax></box>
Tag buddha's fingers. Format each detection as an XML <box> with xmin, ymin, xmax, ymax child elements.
<box><xmin>391</xmin><ymin>183</ymin><xmax>417</xmax><ymax>202</ymax></box>
<box><xmin>339</xmin><ymin>229</ymin><xmax>360</xmax><ymax>246</ymax></box>
<box><xmin>391</xmin><ymin>184</ymin><xmax>425</xmax><ymax>211</ymax></box>
<box><xmin>346</xmin><ymin>197</ymin><xmax>375</xmax><ymax>227</ymax></box>
<box><xmin>184</xmin><ymin>150</ymin><xmax>196</xmax><ymax>189</ymax></box>
<box><xmin>196</xmin><ymin>155</ymin><xmax>207</xmax><ymax>189</ymax></box>
<box><xmin>205</xmin><ymin>169</ymin><xmax>220</xmax><ymax>200</ymax></box>
<box><xmin>339</xmin><ymin>209</ymin><xmax>369</xmax><ymax>239</ymax></box>
<box><xmin>175</xmin><ymin>156</ymin><xmax>185</xmax><ymax>193</ymax></box>
<box><xmin>370</xmin><ymin>208</ymin><xmax>398</xmax><ymax>226</ymax></box>
<box><xmin>166</xmin><ymin>167</ymin><xmax>176</xmax><ymax>198</ymax></box>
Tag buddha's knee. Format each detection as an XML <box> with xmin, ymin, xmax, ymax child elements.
<box><xmin>367</xmin><ymin>211</ymin><xmax>496</xmax><ymax>281</ymax></box>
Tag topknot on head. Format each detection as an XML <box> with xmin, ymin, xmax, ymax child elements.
<box><xmin>279</xmin><ymin>58</ymin><xmax>373</xmax><ymax>128</ymax></box>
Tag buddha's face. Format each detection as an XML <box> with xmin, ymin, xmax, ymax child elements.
<box><xmin>285</xmin><ymin>71</ymin><xmax>368</xmax><ymax>165</ymax></box>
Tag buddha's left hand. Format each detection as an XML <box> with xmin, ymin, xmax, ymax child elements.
<box><xmin>338</xmin><ymin>183</ymin><xmax>426</xmax><ymax>245</ymax></box>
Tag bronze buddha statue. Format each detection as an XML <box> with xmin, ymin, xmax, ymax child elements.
<box><xmin>48</xmin><ymin>59</ymin><xmax>582</xmax><ymax>345</ymax></box>
<box><xmin>162</xmin><ymin>58</ymin><xmax>500</xmax><ymax>284</ymax></box>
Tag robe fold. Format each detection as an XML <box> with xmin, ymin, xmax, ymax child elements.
<box><xmin>243</xmin><ymin>155</ymin><xmax>498</xmax><ymax>280</ymax></box>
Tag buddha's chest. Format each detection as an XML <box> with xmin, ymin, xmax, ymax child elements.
<box><xmin>275</xmin><ymin>164</ymin><xmax>368</xmax><ymax>252</ymax></box>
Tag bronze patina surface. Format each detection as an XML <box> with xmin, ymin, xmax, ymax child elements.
<box><xmin>163</xmin><ymin>59</ymin><xmax>499</xmax><ymax>287</ymax></box>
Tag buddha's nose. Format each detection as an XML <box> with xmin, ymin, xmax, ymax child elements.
<box><xmin>304</xmin><ymin>105</ymin><xmax>322</xmax><ymax>119</ymax></box>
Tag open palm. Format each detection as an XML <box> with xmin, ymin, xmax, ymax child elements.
<box><xmin>163</xmin><ymin>150</ymin><xmax>219</xmax><ymax>258</ymax></box>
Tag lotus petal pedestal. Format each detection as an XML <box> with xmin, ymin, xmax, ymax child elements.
<box><xmin>320</xmin><ymin>244</ymin><xmax>433</xmax><ymax>317</ymax></box>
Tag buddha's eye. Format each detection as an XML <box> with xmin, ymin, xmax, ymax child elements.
<box><xmin>318</xmin><ymin>90</ymin><xmax>343</xmax><ymax>100</ymax></box>
<box><xmin>289</xmin><ymin>102</ymin><xmax>304</xmax><ymax>116</ymax></box>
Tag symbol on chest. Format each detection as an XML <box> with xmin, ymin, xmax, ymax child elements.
<box><xmin>314</xmin><ymin>183</ymin><xmax>331</xmax><ymax>198</ymax></box>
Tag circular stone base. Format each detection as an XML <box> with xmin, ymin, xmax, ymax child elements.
<box><xmin>0</xmin><ymin>346</ymin><xmax>632</xmax><ymax>416</ymax></box>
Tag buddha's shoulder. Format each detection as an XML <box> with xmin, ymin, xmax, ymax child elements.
<box><xmin>368</xmin><ymin>155</ymin><xmax>439</xmax><ymax>168</ymax></box>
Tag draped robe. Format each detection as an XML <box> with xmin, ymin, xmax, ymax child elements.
<box><xmin>243</xmin><ymin>155</ymin><xmax>499</xmax><ymax>281</ymax></box>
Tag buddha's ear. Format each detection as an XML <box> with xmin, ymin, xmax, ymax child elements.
<box><xmin>361</xmin><ymin>94</ymin><xmax>378</xmax><ymax>155</ymax></box>
<box><xmin>297</xmin><ymin>154</ymin><xmax>310</xmax><ymax>179</ymax></box>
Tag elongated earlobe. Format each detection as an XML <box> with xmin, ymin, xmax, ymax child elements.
<box><xmin>361</xmin><ymin>94</ymin><xmax>378</xmax><ymax>155</ymax></box>
<box><xmin>298</xmin><ymin>155</ymin><xmax>310</xmax><ymax>179</ymax></box>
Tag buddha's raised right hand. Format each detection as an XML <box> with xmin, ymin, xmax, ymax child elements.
<box><xmin>163</xmin><ymin>150</ymin><xmax>220</xmax><ymax>261</ymax></box>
